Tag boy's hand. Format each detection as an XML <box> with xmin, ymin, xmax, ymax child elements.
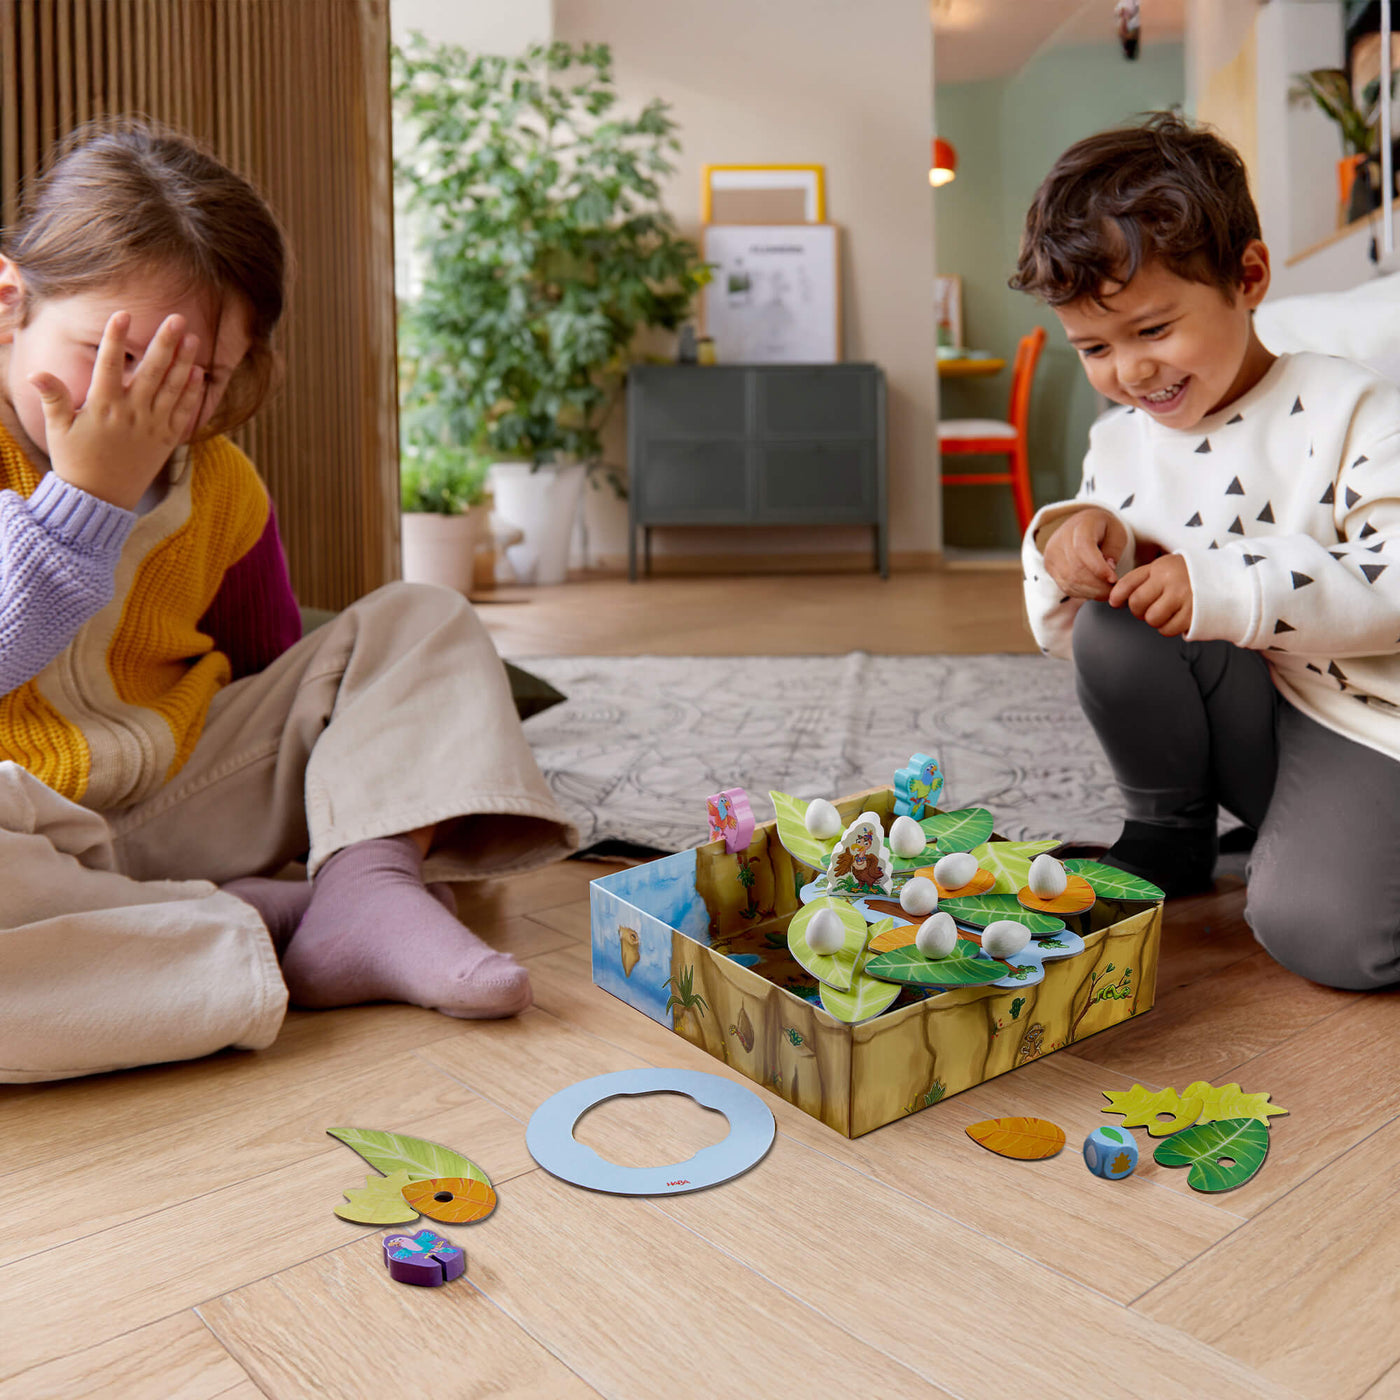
<box><xmin>1109</xmin><ymin>553</ymin><xmax>1194</xmax><ymax>636</ymax></box>
<box><xmin>29</xmin><ymin>310</ymin><xmax>206</xmax><ymax>511</ymax></box>
<box><xmin>1041</xmin><ymin>507</ymin><xmax>1129</xmax><ymax>600</ymax></box>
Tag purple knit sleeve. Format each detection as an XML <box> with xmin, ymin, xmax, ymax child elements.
<box><xmin>0</xmin><ymin>473</ymin><xmax>135</xmax><ymax>695</ymax></box>
<box><xmin>197</xmin><ymin>501</ymin><xmax>302</xmax><ymax>681</ymax></box>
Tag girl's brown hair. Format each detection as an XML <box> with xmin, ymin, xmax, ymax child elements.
<box><xmin>0</xmin><ymin>113</ymin><xmax>291</xmax><ymax>441</ymax></box>
<box><xmin>1010</xmin><ymin>110</ymin><xmax>1261</xmax><ymax>308</ymax></box>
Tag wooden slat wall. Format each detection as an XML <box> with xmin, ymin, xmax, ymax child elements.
<box><xmin>0</xmin><ymin>0</ymin><xmax>400</xmax><ymax>609</ymax></box>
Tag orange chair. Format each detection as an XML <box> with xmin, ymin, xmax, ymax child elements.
<box><xmin>939</xmin><ymin>325</ymin><xmax>1046</xmax><ymax>535</ymax></box>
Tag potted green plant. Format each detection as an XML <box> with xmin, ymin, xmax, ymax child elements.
<box><xmin>399</xmin><ymin>445</ymin><xmax>492</xmax><ymax>595</ymax></box>
<box><xmin>391</xmin><ymin>36</ymin><xmax>711</xmax><ymax>584</ymax></box>
<box><xmin>1291</xmin><ymin>67</ymin><xmax>1399</xmax><ymax>225</ymax></box>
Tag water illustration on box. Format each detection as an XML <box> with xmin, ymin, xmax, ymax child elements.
<box><xmin>589</xmin><ymin>760</ymin><xmax>1166</xmax><ymax>1137</ymax></box>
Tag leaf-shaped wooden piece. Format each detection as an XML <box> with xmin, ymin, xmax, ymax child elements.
<box><xmin>939</xmin><ymin>892</ymin><xmax>1066</xmax><ymax>935</ymax></box>
<box><xmin>864</xmin><ymin>939</ymin><xmax>1008</xmax><ymax>988</ymax></box>
<box><xmin>819</xmin><ymin>971</ymin><xmax>902</xmax><ymax>1024</ymax></box>
<box><xmin>334</xmin><ymin>1169</ymin><xmax>420</xmax><ymax>1224</ymax></box>
<box><xmin>327</xmin><ymin>1128</ymin><xmax>493</xmax><ymax>1186</ymax></box>
<box><xmin>1181</xmin><ymin>1081</ymin><xmax>1290</xmax><ymax>1125</ymax></box>
<box><xmin>786</xmin><ymin>898</ymin><xmax>870</xmax><ymax>991</ymax></box>
<box><xmin>965</xmin><ymin>1116</ymin><xmax>1067</xmax><ymax>1160</ymax></box>
<box><xmin>1100</xmin><ymin>1085</ymin><xmax>1203</xmax><ymax>1136</ymax></box>
<box><xmin>402</xmin><ymin>1175</ymin><xmax>498</xmax><ymax>1223</ymax></box>
<box><xmin>1153</xmin><ymin>1117</ymin><xmax>1270</xmax><ymax>1192</ymax></box>
<box><xmin>919</xmin><ymin>807</ymin><xmax>994</xmax><ymax>854</ymax></box>
<box><xmin>1016</xmin><ymin>873</ymin><xmax>1096</xmax><ymax>916</ymax></box>
<box><xmin>868</xmin><ymin>922</ymin><xmax>917</xmax><ymax>953</ymax></box>
<box><xmin>769</xmin><ymin>790</ymin><xmax>839</xmax><ymax>872</ymax></box>
<box><xmin>1063</xmin><ymin>859</ymin><xmax>1165</xmax><ymax>902</ymax></box>
<box><xmin>968</xmin><ymin>839</ymin><xmax>1060</xmax><ymax>895</ymax></box>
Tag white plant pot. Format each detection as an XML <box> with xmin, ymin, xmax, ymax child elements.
<box><xmin>400</xmin><ymin>506</ymin><xmax>488</xmax><ymax>595</ymax></box>
<box><xmin>487</xmin><ymin>460</ymin><xmax>588</xmax><ymax>586</ymax></box>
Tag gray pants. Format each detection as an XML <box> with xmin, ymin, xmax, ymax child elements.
<box><xmin>1073</xmin><ymin>601</ymin><xmax>1400</xmax><ymax>991</ymax></box>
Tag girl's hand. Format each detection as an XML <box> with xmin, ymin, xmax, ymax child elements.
<box><xmin>28</xmin><ymin>310</ymin><xmax>205</xmax><ymax>511</ymax></box>
<box><xmin>1042</xmin><ymin>507</ymin><xmax>1129</xmax><ymax>600</ymax></box>
<box><xmin>1110</xmin><ymin>553</ymin><xmax>1194</xmax><ymax>636</ymax></box>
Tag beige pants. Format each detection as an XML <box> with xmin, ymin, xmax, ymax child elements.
<box><xmin>0</xmin><ymin>582</ymin><xmax>578</xmax><ymax>1082</ymax></box>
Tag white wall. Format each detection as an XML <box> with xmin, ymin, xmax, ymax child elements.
<box><xmin>553</xmin><ymin>0</ymin><xmax>940</xmax><ymax>566</ymax></box>
<box><xmin>390</xmin><ymin>0</ymin><xmax>551</xmax><ymax>52</ymax></box>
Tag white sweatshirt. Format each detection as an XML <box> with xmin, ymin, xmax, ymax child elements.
<box><xmin>1022</xmin><ymin>351</ymin><xmax>1400</xmax><ymax>762</ymax></box>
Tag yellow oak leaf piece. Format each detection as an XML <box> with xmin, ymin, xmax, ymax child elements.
<box><xmin>1101</xmin><ymin>1084</ymin><xmax>1203</xmax><ymax>1137</ymax></box>
<box><xmin>334</xmin><ymin>1168</ymin><xmax>420</xmax><ymax>1224</ymax></box>
<box><xmin>1181</xmin><ymin>1080</ymin><xmax>1290</xmax><ymax>1125</ymax></box>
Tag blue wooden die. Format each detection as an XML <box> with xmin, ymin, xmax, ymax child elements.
<box><xmin>893</xmin><ymin>753</ymin><xmax>944</xmax><ymax>822</ymax></box>
<box><xmin>706</xmin><ymin>787</ymin><xmax>755</xmax><ymax>853</ymax></box>
<box><xmin>382</xmin><ymin>1228</ymin><xmax>466</xmax><ymax>1286</ymax></box>
<box><xmin>1083</xmin><ymin>1125</ymin><xmax>1139</xmax><ymax>1179</ymax></box>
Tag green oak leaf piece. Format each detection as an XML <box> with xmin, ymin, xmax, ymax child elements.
<box><xmin>939</xmin><ymin>892</ymin><xmax>1065</xmax><ymax>935</ymax></box>
<box><xmin>864</xmin><ymin>938</ymin><xmax>1009</xmax><ymax>988</ymax></box>
<box><xmin>967</xmin><ymin>838</ymin><xmax>1061</xmax><ymax>894</ymax></box>
<box><xmin>1152</xmin><ymin>1117</ymin><xmax>1270</xmax><ymax>1193</ymax></box>
<box><xmin>334</xmin><ymin>1169</ymin><xmax>421</xmax><ymax>1224</ymax></box>
<box><xmin>769</xmin><ymin>790</ymin><xmax>840</xmax><ymax>872</ymax></box>
<box><xmin>786</xmin><ymin>898</ymin><xmax>871</xmax><ymax>991</ymax></box>
<box><xmin>919</xmin><ymin>807</ymin><xmax>994</xmax><ymax>855</ymax></box>
<box><xmin>1063</xmin><ymin>858</ymin><xmax>1165</xmax><ymax>902</ymax></box>
<box><xmin>327</xmin><ymin>1128</ymin><xmax>493</xmax><ymax>1186</ymax></box>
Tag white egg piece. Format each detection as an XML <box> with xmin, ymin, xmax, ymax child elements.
<box><xmin>1028</xmin><ymin>853</ymin><xmax>1068</xmax><ymax>898</ymax></box>
<box><xmin>981</xmin><ymin>919</ymin><xmax>1031</xmax><ymax>960</ymax></box>
<box><xmin>805</xmin><ymin>907</ymin><xmax>847</xmax><ymax>954</ymax></box>
<box><xmin>804</xmin><ymin>798</ymin><xmax>843</xmax><ymax>840</ymax></box>
<box><xmin>915</xmin><ymin>911</ymin><xmax>959</xmax><ymax>959</ymax></box>
<box><xmin>899</xmin><ymin>876</ymin><xmax>939</xmax><ymax>916</ymax></box>
<box><xmin>888</xmin><ymin>814</ymin><xmax>927</xmax><ymax>859</ymax></box>
<box><xmin>933</xmin><ymin>851</ymin><xmax>978</xmax><ymax>889</ymax></box>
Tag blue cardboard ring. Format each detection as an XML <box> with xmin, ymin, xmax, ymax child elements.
<box><xmin>525</xmin><ymin>1068</ymin><xmax>776</xmax><ymax>1196</ymax></box>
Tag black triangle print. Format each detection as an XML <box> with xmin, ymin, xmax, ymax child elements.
<box><xmin>1329</xmin><ymin>550</ymin><xmax>1348</xmax><ymax>561</ymax></box>
<box><xmin>1242</xmin><ymin>554</ymin><xmax>1265</xmax><ymax>567</ymax></box>
<box><xmin>1354</xmin><ymin>455</ymin><xmax>1370</xmax><ymax>467</ymax></box>
<box><xmin>1226</xmin><ymin>413</ymin><xmax>1244</xmax><ymax>424</ymax></box>
<box><xmin>1320</xmin><ymin>483</ymin><xmax>1335</xmax><ymax>505</ymax></box>
<box><xmin>1309</xmin><ymin>442</ymin><xmax>1315</xmax><ymax>457</ymax></box>
<box><xmin>1346</xmin><ymin>486</ymin><xmax>1362</xmax><ymax>508</ymax></box>
<box><xmin>1361</xmin><ymin>522</ymin><xmax>1378</xmax><ymax>538</ymax></box>
<box><xmin>1369</xmin><ymin>542</ymin><xmax>1386</xmax><ymax>553</ymax></box>
<box><xmin>1185</xmin><ymin>512</ymin><xmax>1203</xmax><ymax>527</ymax></box>
<box><xmin>1329</xmin><ymin>661</ymin><xmax>1348</xmax><ymax>681</ymax></box>
<box><xmin>1195</xmin><ymin>439</ymin><xmax>1212</xmax><ymax>454</ymax></box>
<box><xmin>1228</xmin><ymin>517</ymin><xmax>1245</xmax><ymax>535</ymax></box>
<box><xmin>1226</xmin><ymin>476</ymin><xmax>1245</xmax><ymax>495</ymax></box>
<box><xmin>1356</xmin><ymin>694</ymin><xmax>1372</xmax><ymax>704</ymax></box>
<box><xmin>1274</xmin><ymin>619</ymin><xmax>1295</xmax><ymax>634</ymax></box>
<box><xmin>1361</xmin><ymin>562</ymin><xmax>1389</xmax><ymax>583</ymax></box>
<box><xmin>1208</xmin><ymin>540</ymin><xmax>1220</xmax><ymax>550</ymax></box>
<box><xmin>1291</xmin><ymin>571</ymin><xmax>1314</xmax><ymax>589</ymax></box>
<box><xmin>1120</xmin><ymin>494</ymin><xmax>1135</xmax><ymax>509</ymax></box>
<box><xmin>1306</xmin><ymin>663</ymin><xmax>1323</xmax><ymax>674</ymax></box>
<box><xmin>1290</xmin><ymin>396</ymin><xmax>1304</xmax><ymax>414</ymax></box>
<box><xmin>1256</xmin><ymin>502</ymin><xmax>1275</xmax><ymax>523</ymax></box>
<box><xmin>1125</xmin><ymin>407</ymin><xmax>1135</xmax><ymax>413</ymax></box>
<box><xmin>1085</xmin><ymin>476</ymin><xmax>1096</xmax><ymax>493</ymax></box>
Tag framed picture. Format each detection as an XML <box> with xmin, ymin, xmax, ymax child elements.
<box><xmin>701</xmin><ymin>164</ymin><xmax>827</xmax><ymax>225</ymax></box>
<box><xmin>701</xmin><ymin>224</ymin><xmax>841</xmax><ymax>364</ymax></box>
<box><xmin>934</xmin><ymin>274</ymin><xmax>963</xmax><ymax>350</ymax></box>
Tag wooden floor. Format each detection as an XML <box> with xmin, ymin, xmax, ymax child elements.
<box><xmin>2</xmin><ymin>569</ymin><xmax>1393</xmax><ymax>1400</ymax></box>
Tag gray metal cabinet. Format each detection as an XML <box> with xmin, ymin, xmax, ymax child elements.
<box><xmin>626</xmin><ymin>364</ymin><xmax>888</xmax><ymax>579</ymax></box>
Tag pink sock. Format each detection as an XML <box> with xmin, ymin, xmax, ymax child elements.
<box><xmin>222</xmin><ymin>874</ymin><xmax>456</xmax><ymax>954</ymax></box>
<box><xmin>279</xmin><ymin>836</ymin><xmax>531</xmax><ymax>1019</ymax></box>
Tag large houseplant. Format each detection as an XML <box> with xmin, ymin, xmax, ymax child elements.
<box><xmin>391</xmin><ymin>36</ymin><xmax>710</xmax><ymax>583</ymax></box>
<box><xmin>1291</xmin><ymin>66</ymin><xmax>1399</xmax><ymax>224</ymax></box>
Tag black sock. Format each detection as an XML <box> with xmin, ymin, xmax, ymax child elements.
<box><xmin>1103</xmin><ymin>820</ymin><xmax>1217</xmax><ymax>898</ymax></box>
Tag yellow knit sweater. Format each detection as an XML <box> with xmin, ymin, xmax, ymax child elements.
<box><xmin>0</xmin><ymin>422</ymin><xmax>270</xmax><ymax>809</ymax></box>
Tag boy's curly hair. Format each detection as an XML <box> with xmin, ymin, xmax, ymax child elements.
<box><xmin>1009</xmin><ymin>111</ymin><xmax>1261</xmax><ymax>307</ymax></box>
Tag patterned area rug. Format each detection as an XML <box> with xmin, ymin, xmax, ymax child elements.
<box><xmin>522</xmin><ymin>652</ymin><xmax>1130</xmax><ymax>853</ymax></box>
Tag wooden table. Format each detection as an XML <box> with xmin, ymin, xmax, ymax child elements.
<box><xmin>938</xmin><ymin>354</ymin><xmax>1006</xmax><ymax>379</ymax></box>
